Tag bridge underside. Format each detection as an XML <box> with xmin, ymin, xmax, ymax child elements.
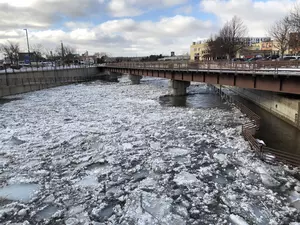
<box><xmin>105</xmin><ymin>67</ymin><xmax>300</xmax><ymax>95</ymax></box>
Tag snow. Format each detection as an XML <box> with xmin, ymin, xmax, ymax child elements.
<box><xmin>0</xmin><ymin>76</ymin><xmax>299</xmax><ymax>224</ymax></box>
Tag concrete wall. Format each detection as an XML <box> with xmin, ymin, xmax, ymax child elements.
<box><xmin>229</xmin><ymin>87</ymin><xmax>300</xmax><ymax>128</ymax></box>
<box><xmin>0</xmin><ymin>67</ymin><xmax>102</xmax><ymax>97</ymax></box>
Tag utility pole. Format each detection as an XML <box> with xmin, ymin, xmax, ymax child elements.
<box><xmin>23</xmin><ymin>28</ymin><xmax>31</xmax><ymax>65</ymax></box>
<box><xmin>61</xmin><ymin>41</ymin><xmax>64</xmax><ymax>67</ymax></box>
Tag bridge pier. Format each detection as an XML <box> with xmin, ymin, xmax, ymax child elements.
<box><xmin>129</xmin><ymin>75</ymin><xmax>142</xmax><ymax>84</ymax></box>
<box><xmin>107</xmin><ymin>72</ymin><xmax>119</xmax><ymax>82</ymax></box>
<box><xmin>169</xmin><ymin>80</ymin><xmax>190</xmax><ymax>96</ymax></box>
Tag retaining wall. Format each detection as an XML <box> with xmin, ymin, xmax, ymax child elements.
<box><xmin>0</xmin><ymin>67</ymin><xmax>102</xmax><ymax>97</ymax></box>
<box><xmin>228</xmin><ymin>87</ymin><xmax>300</xmax><ymax>129</ymax></box>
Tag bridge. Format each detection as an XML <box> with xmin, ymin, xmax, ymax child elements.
<box><xmin>102</xmin><ymin>61</ymin><xmax>300</xmax><ymax>95</ymax></box>
<box><xmin>102</xmin><ymin>61</ymin><xmax>300</xmax><ymax>167</ymax></box>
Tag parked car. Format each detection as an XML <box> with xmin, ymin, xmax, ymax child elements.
<box><xmin>232</xmin><ymin>58</ymin><xmax>245</xmax><ymax>62</ymax></box>
<box><xmin>11</xmin><ymin>64</ymin><xmax>22</xmax><ymax>69</ymax></box>
<box><xmin>283</xmin><ymin>56</ymin><xmax>297</xmax><ymax>61</ymax></box>
<box><xmin>247</xmin><ymin>57</ymin><xmax>263</xmax><ymax>62</ymax></box>
<box><xmin>269</xmin><ymin>55</ymin><xmax>280</xmax><ymax>60</ymax></box>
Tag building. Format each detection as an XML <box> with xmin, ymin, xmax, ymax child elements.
<box><xmin>158</xmin><ymin>52</ymin><xmax>189</xmax><ymax>61</ymax></box>
<box><xmin>190</xmin><ymin>41</ymin><xmax>210</xmax><ymax>61</ymax></box>
<box><xmin>261</xmin><ymin>41</ymin><xmax>281</xmax><ymax>55</ymax></box>
<box><xmin>241</xmin><ymin>37</ymin><xmax>271</xmax><ymax>46</ymax></box>
<box><xmin>190</xmin><ymin>37</ymin><xmax>271</xmax><ymax>61</ymax></box>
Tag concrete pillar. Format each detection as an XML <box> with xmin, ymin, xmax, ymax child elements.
<box><xmin>108</xmin><ymin>72</ymin><xmax>119</xmax><ymax>82</ymax></box>
<box><xmin>129</xmin><ymin>75</ymin><xmax>142</xmax><ymax>84</ymax></box>
<box><xmin>168</xmin><ymin>80</ymin><xmax>190</xmax><ymax>96</ymax></box>
<box><xmin>297</xmin><ymin>102</ymin><xmax>300</xmax><ymax>127</ymax></box>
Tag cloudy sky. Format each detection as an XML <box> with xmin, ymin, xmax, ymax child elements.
<box><xmin>0</xmin><ymin>0</ymin><xmax>298</xmax><ymax>57</ymax></box>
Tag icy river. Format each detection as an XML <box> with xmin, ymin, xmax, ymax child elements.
<box><xmin>0</xmin><ymin>76</ymin><xmax>300</xmax><ymax>225</ymax></box>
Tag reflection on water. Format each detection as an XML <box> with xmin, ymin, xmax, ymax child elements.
<box><xmin>233</xmin><ymin>96</ymin><xmax>300</xmax><ymax>154</ymax></box>
<box><xmin>159</xmin><ymin>93</ymin><xmax>230</xmax><ymax>110</ymax></box>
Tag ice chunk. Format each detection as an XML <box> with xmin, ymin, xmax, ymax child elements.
<box><xmin>213</xmin><ymin>153</ymin><xmax>227</xmax><ymax>162</ymax></box>
<box><xmin>36</xmin><ymin>206</ymin><xmax>59</xmax><ymax>220</ymax></box>
<box><xmin>168</xmin><ymin>147</ymin><xmax>190</xmax><ymax>156</ymax></box>
<box><xmin>174</xmin><ymin>171</ymin><xmax>198</xmax><ymax>186</ymax></box>
<box><xmin>229</xmin><ymin>214</ymin><xmax>249</xmax><ymax>225</ymax></box>
<box><xmin>256</xmin><ymin>166</ymin><xmax>280</xmax><ymax>187</ymax></box>
<box><xmin>122</xmin><ymin>143</ymin><xmax>133</xmax><ymax>150</ymax></box>
<box><xmin>0</xmin><ymin>183</ymin><xmax>40</xmax><ymax>202</ymax></box>
<box><xmin>75</xmin><ymin>175</ymin><xmax>98</xmax><ymax>187</ymax></box>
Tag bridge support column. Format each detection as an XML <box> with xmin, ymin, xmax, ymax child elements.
<box><xmin>169</xmin><ymin>80</ymin><xmax>190</xmax><ymax>96</ymax></box>
<box><xmin>129</xmin><ymin>75</ymin><xmax>142</xmax><ymax>84</ymax></box>
<box><xmin>297</xmin><ymin>102</ymin><xmax>300</xmax><ymax>128</ymax></box>
<box><xmin>107</xmin><ymin>72</ymin><xmax>119</xmax><ymax>82</ymax></box>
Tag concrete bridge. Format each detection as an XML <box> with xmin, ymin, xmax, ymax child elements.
<box><xmin>102</xmin><ymin>61</ymin><xmax>300</xmax><ymax>96</ymax></box>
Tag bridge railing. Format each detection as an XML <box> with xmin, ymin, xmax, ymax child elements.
<box><xmin>106</xmin><ymin>60</ymin><xmax>300</xmax><ymax>75</ymax></box>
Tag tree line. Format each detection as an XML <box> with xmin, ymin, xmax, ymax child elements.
<box><xmin>0</xmin><ymin>42</ymin><xmax>79</xmax><ymax>66</ymax></box>
<box><xmin>201</xmin><ymin>4</ymin><xmax>300</xmax><ymax>60</ymax></box>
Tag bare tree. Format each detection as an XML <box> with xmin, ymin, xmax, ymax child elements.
<box><xmin>0</xmin><ymin>41</ymin><xmax>20</xmax><ymax>64</ymax></box>
<box><xmin>269</xmin><ymin>16</ymin><xmax>291</xmax><ymax>58</ymax></box>
<box><xmin>218</xmin><ymin>16</ymin><xmax>248</xmax><ymax>59</ymax></box>
<box><xmin>55</xmin><ymin>44</ymin><xmax>76</xmax><ymax>65</ymax></box>
<box><xmin>207</xmin><ymin>35</ymin><xmax>226</xmax><ymax>60</ymax></box>
<box><xmin>288</xmin><ymin>4</ymin><xmax>300</xmax><ymax>53</ymax></box>
<box><xmin>289</xmin><ymin>3</ymin><xmax>300</xmax><ymax>31</ymax></box>
<box><xmin>31</xmin><ymin>44</ymin><xmax>45</xmax><ymax>67</ymax></box>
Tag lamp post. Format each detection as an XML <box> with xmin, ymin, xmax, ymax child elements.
<box><xmin>23</xmin><ymin>29</ymin><xmax>31</xmax><ymax>65</ymax></box>
<box><xmin>61</xmin><ymin>41</ymin><xmax>64</xmax><ymax>68</ymax></box>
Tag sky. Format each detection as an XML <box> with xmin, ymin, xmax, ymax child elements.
<box><xmin>0</xmin><ymin>0</ymin><xmax>299</xmax><ymax>58</ymax></box>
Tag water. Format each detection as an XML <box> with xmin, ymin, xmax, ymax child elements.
<box><xmin>159</xmin><ymin>93</ymin><xmax>230</xmax><ymax>109</ymax></box>
<box><xmin>159</xmin><ymin>83</ymin><xmax>300</xmax><ymax>155</ymax></box>
<box><xmin>233</xmin><ymin>96</ymin><xmax>300</xmax><ymax>154</ymax></box>
<box><xmin>0</xmin><ymin>97</ymin><xmax>22</xmax><ymax>105</ymax></box>
<box><xmin>0</xmin><ymin>183</ymin><xmax>40</xmax><ymax>202</ymax></box>
<box><xmin>36</xmin><ymin>205</ymin><xmax>59</xmax><ymax>220</ymax></box>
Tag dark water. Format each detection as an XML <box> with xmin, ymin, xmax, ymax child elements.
<box><xmin>157</xmin><ymin>80</ymin><xmax>300</xmax><ymax>155</ymax></box>
<box><xmin>159</xmin><ymin>93</ymin><xmax>230</xmax><ymax>110</ymax></box>
<box><xmin>0</xmin><ymin>97</ymin><xmax>22</xmax><ymax>105</ymax></box>
<box><xmin>233</xmin><ymin>96</ymin><xmax>300</xmax><ymax>154</ymax></box>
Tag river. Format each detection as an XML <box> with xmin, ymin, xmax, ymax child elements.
<box><xmin>0</xmin><ymin>76</ymin><xmax>299</xmax><ymax>224</ymax></box>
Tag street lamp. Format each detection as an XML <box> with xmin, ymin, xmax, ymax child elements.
<box><xmin>23</xmin><ymin>28</ymin><xmax>31</xmax><ymax>65</ymax></box>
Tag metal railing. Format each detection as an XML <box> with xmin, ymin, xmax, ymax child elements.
<box><xmin>106</xmin><ymin>60</ymin><xmax>300</xmax><ymax>76</ymax></box>
<box><xmin>0</xmin><ymin>64</ymin><xmax>99</xmax><ymax>75</ymax></box>
<box><xmin>214</xmin><ymin>85</ymin><xmax>300</xmax><ymax>167</ymax></box>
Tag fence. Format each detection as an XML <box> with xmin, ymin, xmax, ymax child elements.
<box><xmin>212</xmin><ymin>85</ymin><xmax>300</xmax><ymax>167</ymax></box>
<box><xmin>0</xmin><ymin>64</ymin><xmax>98</xmax><ymax>75</ymax></box>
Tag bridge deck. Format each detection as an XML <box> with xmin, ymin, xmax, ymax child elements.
<box><xmin>103</xmin><ymin>61</ymin><xmax>300</xmax><ymax>95</ymax></box>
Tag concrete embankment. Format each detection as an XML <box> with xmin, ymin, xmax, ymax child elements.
<box><xmin>0</xmin><ymin>67</ymin><xmax>104</xmax><ymax>97</ymax></box>
<box><xmin>227</xmin><ymin>87</ymin><xmax>300</xmax><ymax>130</ymax></box>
